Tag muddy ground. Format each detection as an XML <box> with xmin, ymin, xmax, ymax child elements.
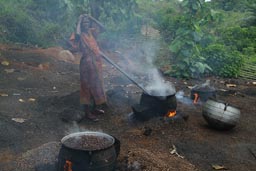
<box><xmin>0</xmin><ymin>44</ymin><xmax>256</xmax><ymax>171</ymax></box>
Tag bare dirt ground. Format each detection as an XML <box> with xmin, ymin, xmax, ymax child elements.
<box><xmin>0</xmin><ymin>44</ymin><xmax>256</xmax><ymax>171</ymax></box>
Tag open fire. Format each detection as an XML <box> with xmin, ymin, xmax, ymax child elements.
<box><xmin>190</xmin><ymin>80</ymin><xmax>216</xmax><ymax>103</ymax></box>
<box><xmin>64</xmin><ymin>160</ymin><xmax>72</xmax><ymax>171</ymax></box>
<box><xmin>166</xmin><ymin>110</ymin><xmax>176</xmax><ymax>118</ymax></box>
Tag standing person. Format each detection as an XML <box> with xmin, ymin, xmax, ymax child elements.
<box><xmin>69</xmin><ymin>14</ymin><xmax>106</xmax><ymax>121</ymax></box>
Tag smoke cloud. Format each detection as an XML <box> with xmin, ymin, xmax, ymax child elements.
<box><xmin>114</xmin><ymin>38</ymin><xmax>176</xmax><ymax>96</ymax></box>
<box><xmin>65</xmin><ymin>121</ymin><xmax>103</xmax><ymax>136</ymax></box>
<box><xmin>175</xmin><ymin>90</ymin><xmax>194</xmax><ymax>105</ymax></box>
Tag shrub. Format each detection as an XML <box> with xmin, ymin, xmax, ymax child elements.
<box><xmin>203</xmin><ymin>44</ymin><xmax>244</xmax><ymax>77</ymax></box>
<box><xmin>219</xmin><ymin>26</ymin><xmax>256</xmax><ymax>53</ymax></box>
<box><xmin>0</xmin><ymin>0</ymin><xmax>140</xmax><ymax>47</ymax></box>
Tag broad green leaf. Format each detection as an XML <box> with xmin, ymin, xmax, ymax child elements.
<box><xmin>176</xmin><ymin>28</ymin><xmax>186</xmax><ymax>35</ymax></box>
<box><xmin>176</xmin><ymin>28</ymin><xmax>190</xmax><ymax>36</ymax></box>
<box><xmin>194</xmin><ymin>45</ymin><xmax>200</xmax><ymax>54</ymax></box>
<box><xmin>181</xmin><ymin>50</ymin><xmax>192</xmax><ymax>58</ymax></box>
<box><xmin>183</xmin><ymin>72</ymin><xmax>190</xmax><ymax>78</ymax></box>
<box><xmin>193</xmin><ymin>24</ymin><xmax>201</xmax><ymax>32</ymax></box>
<box><xmin>205</xmin><ymin>64</ymin><xmax>212</xmax><ymax>71</ymax></box>
<box><xmin>193</xmin><ymin>31</ymin><xmax>202</xmax><ymax>42</ymax></box>
<box><xmin>183</xmin><ymin>57</ymin><xmax>190</xmax><ymax>65</ymax></box>
<box><xmin>169</xmin><ymin>39</ymin><xmax>183</xmax><ymax>53</ymax></box>
<box><xmin>178</xmin><ymin>63</ymin><xmax>186</xmax><ymax>69</ymax></box>
<box><xmin>192</xmin><ymin>3</ymin><xmax>199</xmax><ymax>10</ymax></box>
<box><xmin>186</xmin><ymin>41</ymin><xmax>195</xmax><ymax>46</ymax></box>
<box><xmin>190</xmin><ymin>67</ymin><xmax>196</xmax><ymax>72</ymax></box>
<box><xmin>181</xmin><ymin>1</ymin><xmax>189</xmax><ymax>7</ymax></box>
<box><xmin>195</xmin><ymin>62</ymin><xmax>205</xmax><ymax>73</ymax></box>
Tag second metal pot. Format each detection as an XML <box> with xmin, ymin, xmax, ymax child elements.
<box><xmin>202</xmin><ymin>99</ymin><xmax>241</xmax><ymax>130</ymax></box>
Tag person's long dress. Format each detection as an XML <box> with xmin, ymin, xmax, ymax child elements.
<box><xmin>70</xmin><ymin>32</ymin><xmax>106</xmax><ymax>105</ymax></box>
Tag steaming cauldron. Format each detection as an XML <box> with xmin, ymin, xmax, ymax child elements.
<box><xmin>132</xmin><ymin>91</ymin><xmax>177</xmax><ymax>121</ymax></box>
<box><xmin>202</xmin><ymin>99</ymin><xmax>241</xmax><ymax>130</ymax></box>
<box><xmin>57</xmin><ymin>131</ymin><xmax>120</xmax><ymax>171</ymax></box>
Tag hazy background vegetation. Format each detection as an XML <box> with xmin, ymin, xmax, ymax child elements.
<box><xmin>0</xmin><ymin>0</ymin><xmax>255</xmax><ymax>78</ymax></box>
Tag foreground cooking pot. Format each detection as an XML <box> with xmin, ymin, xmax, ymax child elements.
<box><xmin>57</xmin><ymin>131</ymin><xmax>120</xmax><ymax>171</ymax></box>
<box><xmin>202</xmin><ymin>99</ymin><xmax>241</xmax><ymax>130</ymax></box>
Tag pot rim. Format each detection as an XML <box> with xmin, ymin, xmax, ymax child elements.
<box><xmin>144</xmin><ymin>91</ymin><xmax>176</xmax><ymax>98</ymax></box>
<box><xmin>61</xmin><ymin>131</ymin><xmax>115</xmax><ymax>151</ymax></box>
<box><xmin>191</xmin><ymin>88</ymin><xmax>216</xmax><ymax>93</ymax></box>
<box><xmin>205</xmin><ymin>99</ymin><xmax>240</xmax><ymax>110</ymax></box>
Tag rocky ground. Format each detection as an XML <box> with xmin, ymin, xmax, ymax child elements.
<box><xmin>0</xmin><ymin>44</ymin><xmax>256</xmax><ymax>171</ymax></box>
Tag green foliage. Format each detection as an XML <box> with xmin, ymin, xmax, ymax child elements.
<box><xmin>156</xmin><ymin>0</ymin><xmax>214</xmax><ymax>78</ymax></box>
<box><xmin>210</xmin><ymin>0</ymin><xmax>249</xmax><ymax>12</ymax></box>
<box><xmin>219</xmin><ymin>26</ymin><xmax>256</xmax><ymax>53</ymax></box>
<box><xmin>0</xmin><ymin>0</ymin><xmax>75</xmax><ymax>47</ymax></box>
<box><xmin>0</xmin><ymin>0</ymin><xmax>254</xmax><ymax>79</ymax></box>
<box><xmin>202</xmin><ymin>44</ymin><xmax>244</xmax><ymax>77</ymax></box>
<box><xmin>246</xmin><ymin>2</ymin><xmax>256</xmax><ymax>26</ymax></box>
<box><xmin>0</xmin><ymin>0</ymin><xmax>140</xmax><ymax>47</ymax></box>
<box><xmin>0</xmin><ymin>0</ymin><xmax>31</xmax><ymax>43</ymax></box>
<box><xmin>209</xmin><ymin>0</ymin><xmax>256</xmax><ymax>26</ymax></box>
<box><xmin>153</xmin><ymin>0</ymin><xmax>255</xmax><ymax>78</ymax></box>
<box><xmin>88</xmin><ymin>0</ymin><xmax>138</xmax><ymax>30</ymax></box>
<box><xmin>95</xmin><ymin>0</ymin><xmax>140</xmax><ymax>44</ymax></box>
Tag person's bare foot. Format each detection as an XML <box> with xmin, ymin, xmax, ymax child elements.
<box><xmin>93</xmin><ymin>109</ymin><xmax>105</xmax><ymax>115</ymax></box>
<box><xmin>87</xmin><ymin>112</ymin><xmax>99</xmax><ymax>122</ymax></box>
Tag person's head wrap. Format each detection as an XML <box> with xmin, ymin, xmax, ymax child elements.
<box><xmin>76</xmin><ymin>14</ymin><xmax>106</xmax><ymax>35</ymax></box>
<box><xmin>76</xmin><ymin>14</ymin><xmax>90</xmax><ymax>35</ymax></box>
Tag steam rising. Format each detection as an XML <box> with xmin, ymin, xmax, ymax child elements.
<box><xmin>116</xmin><ymin>38</ymin><xmax>176</xmax><ymax>96</ymax></box>
<box><xmin>145</xmin><ymin>68</ymin><xmax>176</xmax><ymax>96</ymax></box>
<box><xmin>175</xmin><ymin>90</ymin><xmax>193</xmax><ymax>105</ymax></box>
<box><xmin>65</xmin><ymin>121</ymin><xmax>103</xmax><ymax>135</ymax></box>
<box><xmin>192</xmin><ymin>79</ymin><xmax>215</xmax><ymax>91</ymax></box>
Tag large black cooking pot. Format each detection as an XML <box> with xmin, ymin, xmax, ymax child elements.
<box><xmin>57</xmin><ymin>131</ymin><xmax>120</xmax><ymax>171</ymax></box>
<box><xmin>132</xmin><ymin>90</ymin><xmax>177</xmax><ymax>121</ymax></box>
<box><xmin>140</xmin><ymin>91</ymin><xmax>177</xmax><ymax>110</ymax></box>
<box><xmin>100</xmin><ymin>52</ymin><xmax>177</xmax><ymax>121</ymax></box>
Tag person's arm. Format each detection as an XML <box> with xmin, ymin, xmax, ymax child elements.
<box><xmin>68</xmin><ymin>32</ymin><xmax>80</xmax><ymax>52</ymax></box>
<box><xmin>88</xmin><ymin>27</ymin><xmax>98</xmax><ymax>36</ymax></box>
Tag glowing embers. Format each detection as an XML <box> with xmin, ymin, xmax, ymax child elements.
<box><xmin>190</xmin><ymin>89</ymin><xmax>216</xmax><ymax>104</ymax></box>
<box><xmin>64</xmin><ymin>160</ymin><xmax>72</xmax><ymax>171</ymax></box>
<box><xmin>190</xmin><ymin>80</ymin><xmax>216</xmax><ymax>103</ymax></box>
<box><xmin>166</xmin><ymin>110</ymin><xmax>176</xmax><ymax>118</ymax></box>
